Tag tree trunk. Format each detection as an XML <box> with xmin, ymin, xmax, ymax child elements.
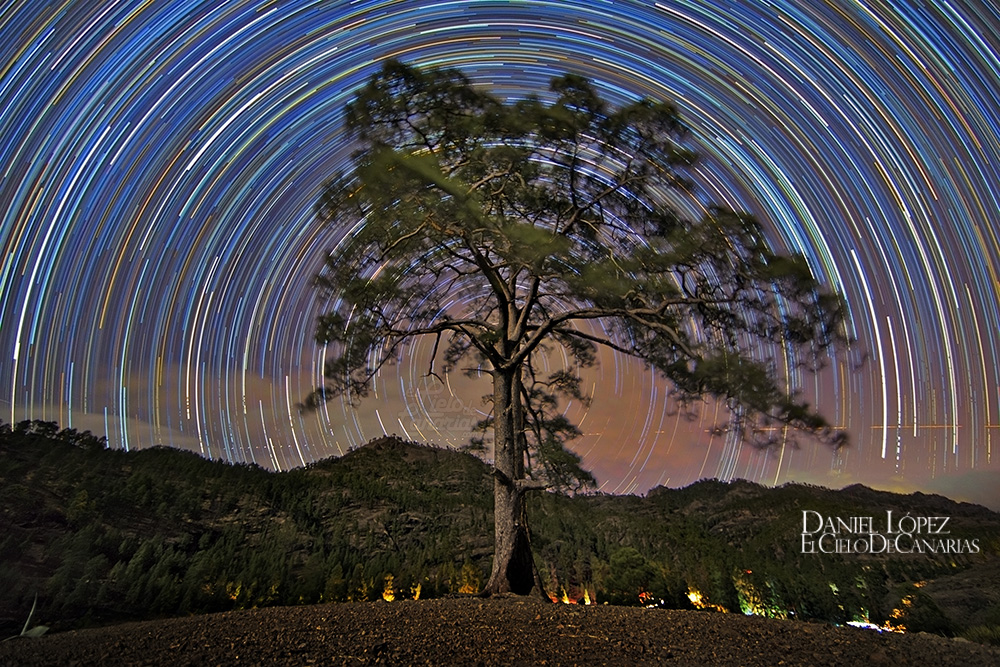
<box><xmin>483</xmin><ymin>367</ymin><xmax>545</xmax><ymax>597</ymax></box>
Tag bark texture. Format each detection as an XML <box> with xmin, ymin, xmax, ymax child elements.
<box><xmin>484</xmin><ymin>367</ymin><xmax>544</xmax><ymax>596</ymax></box>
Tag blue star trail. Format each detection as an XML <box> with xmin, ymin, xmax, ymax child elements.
<box><xmin>1</xmin><ymin>0</ymin><xmax>998</xmax><ymax>502</ymax></box>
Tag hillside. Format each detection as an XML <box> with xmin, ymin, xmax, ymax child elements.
<box><xmin>3</xmin><ymin>597</ymin><xmax>999</xmax><ymax>666</ymax></box>
<box><xmin>2</xmin><ymin>419</ymin><xmax>999</xmax><ymax>646</ymax></box>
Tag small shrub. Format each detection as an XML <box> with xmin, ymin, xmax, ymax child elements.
<box><xmin>961</xmin><ymin>625</ymin><xmax>1000</xmax><ymax>646</ymax></box>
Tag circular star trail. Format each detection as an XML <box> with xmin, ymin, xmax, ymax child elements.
<box><xmin>2</xmin><ymin>0</ymin><xmax>999</xmax><ymax>499</ymax></box>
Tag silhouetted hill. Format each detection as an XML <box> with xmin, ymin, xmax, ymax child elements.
<box><xmin>2</xmin><ymin>419</ymin><xmax>999</xmax><ymax>646</ymax></box>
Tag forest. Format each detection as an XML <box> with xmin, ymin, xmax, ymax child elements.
<box><xmin>2</xmin><ymin>419</ymin><xmax>999</xmax><ymax>646</ymax></box>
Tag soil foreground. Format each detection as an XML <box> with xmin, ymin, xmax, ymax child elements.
<box><xmin>1</xmin><ymin>597</ymin><xmax>997</xmax><ymax>666</ymax></box>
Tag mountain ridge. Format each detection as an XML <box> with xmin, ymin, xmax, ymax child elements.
<box><xmin>2</xmin><ymin>422</ymin><xmax>999</xmax><ymax>645</ymax></box>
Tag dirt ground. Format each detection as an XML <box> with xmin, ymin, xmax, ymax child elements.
<box><xmin>1</xmin><ymin>597</ymin><xmax>997</xmax><ymax>666</ymax></box>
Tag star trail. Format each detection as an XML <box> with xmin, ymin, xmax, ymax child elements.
<box><xmin>2</xmin><ymin>0</ymin><xmax>999</xmax><ymax>503</ymax></box>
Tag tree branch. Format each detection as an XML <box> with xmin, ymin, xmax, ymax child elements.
<box><xmin>425</xmin><ymin>331</ymin><xmax>444</xmax><ymax>382</ymax></box>
<box><xmin>515</xmin><ymin>478</ymin><xmax>550</xmax><ymax>494</ymax></box>
<box><xmin>551</xmin><ymin>326</ymin><xmax>639</xmax><ymax>358</ymax></box>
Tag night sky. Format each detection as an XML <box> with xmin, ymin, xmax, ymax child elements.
<box><xmin>2</xmin><ymin>0</ymin><xmax>999</xmax><ymax>507</ymax></box>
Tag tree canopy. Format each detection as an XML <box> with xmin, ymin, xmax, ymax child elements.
<box><xmin>308</xmin><ymin>60</ymin><xmax>847</xmax><ymax>594</ymax></box>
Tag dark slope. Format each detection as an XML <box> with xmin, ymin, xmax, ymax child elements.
<box><xmin>2</xmin><ymin>422</ymin><xmax>999</xmax><ymax>645</ymax></box>
<box><xmin>2</xmin><ymin>597</ymin><xmax>998</xmax><ymax>667</ymax></box>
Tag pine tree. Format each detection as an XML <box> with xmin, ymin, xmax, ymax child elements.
<box><xmin>306</xmin><ymin>60</ymin><xmax>847</xmax><ymax>595</ymax></box>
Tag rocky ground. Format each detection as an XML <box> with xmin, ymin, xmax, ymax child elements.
<box><xmin>1</xmin><ymin>597</ymin><xmax>997</xmax><ymax>666</ymax></box>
